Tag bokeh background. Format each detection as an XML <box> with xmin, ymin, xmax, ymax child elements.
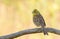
<box><xmin>0</xmin><ymin>0</ymin><xmax>60</xmax><ymax>39</ymax></box>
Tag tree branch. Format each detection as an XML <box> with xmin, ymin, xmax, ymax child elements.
<box><xmin>0</xmin><ymin>27</ymin><xmax>60</xmax><ymax>39</ymax></box>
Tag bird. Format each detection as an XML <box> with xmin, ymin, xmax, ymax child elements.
<box><xmin>32</xmin><ymin>9</ymin><xmax>48</xmax><ymax>35</ymax></box>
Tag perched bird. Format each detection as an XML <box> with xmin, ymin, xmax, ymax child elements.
<box><xmin>32</xmin><ymin>9</ymin><xmax>48</xmax><ymax>35</ymax></box>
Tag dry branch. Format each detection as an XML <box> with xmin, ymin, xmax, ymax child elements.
<box><xmin>0</xmin><ymin>27</ymin><xmax>60</xmax><ymax>39</ymax></box>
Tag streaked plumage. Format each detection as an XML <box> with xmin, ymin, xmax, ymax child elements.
<box><xmin>32</xmin><ymin>9</ymin><xmax>48</xmax><ymax>35</ymax></box>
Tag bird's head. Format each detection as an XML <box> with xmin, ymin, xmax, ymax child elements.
<box><xmin>32</xmin><ymin>9</ymin><xmax>40</xmax><ymax>16</ymax></box>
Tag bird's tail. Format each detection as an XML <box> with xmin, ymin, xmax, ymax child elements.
<box><xmin>42</xmin><ymin>27</ymin><xmax>48</xmax><ymax>35</ymax></box>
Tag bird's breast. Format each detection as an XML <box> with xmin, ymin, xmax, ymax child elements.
<box><xmin>33</xmin><ymin>15</ymin><xmax>46</xmax><ymax>27</ymax></box>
